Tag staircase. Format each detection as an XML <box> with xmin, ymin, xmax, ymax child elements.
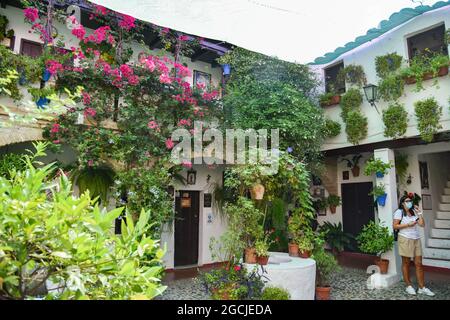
<box><xmin>423</xmin><ymin>180</ymin><xmax>450</xmax><ymax>269</ymax></box>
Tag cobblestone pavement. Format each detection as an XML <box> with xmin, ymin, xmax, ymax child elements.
<box><xmin>158</xmin><ymin>267</ymin><xmax>450</xmax><ymax>300</ymax></box>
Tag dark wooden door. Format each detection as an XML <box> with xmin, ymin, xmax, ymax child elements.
<box><xmin>175</xmin><ymin>191</ymin><xmax>200</xmax><ymax>267</ymax></box>
<box><xmin>342</xmin><ymin>182</ymin><xmax>375</xmax><ymax>252</ymax></box>
<box><xmin>20</xmin><ymin>39</ymin><xmax>43</xmax><ymax>57</ymax></box>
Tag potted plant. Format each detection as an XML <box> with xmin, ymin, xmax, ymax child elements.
<box><xmin>382</xmin><ymin>102</ymin><xmax>408</xmax><ymax>139</ymax></box>
<box><xmin>356</xmin><ymin>221</ymin><xmax>394</xmax><ymax>274</ymax></box>
<box><xmin>324</xmin><ymin>118</ymin><xmax>341</xmax><ymax>138</ymax></box>
<box><xmin>297</xmin><ymin>231</ymin><xmax>314</xmax><ymax>258</ymax></box>
<box><xmin>341</xmin><ymin>154</ymin><xmax>362</xmax><ymax>177</ymax></box>
<box><xmin>255</xmin><ymin>238</ymin><xmax>271</xmax><ymax>266</ymax></box>
<box><xmin>429</xmin><ymin>53</ymin><xmax>449</xmax><ymax>77</ymax></box>
<box><xmin>337</xmin><ymin>64</ymin><xmax>367</xmax><ymax>88</ymax></box>
<box><xmin>287</xmin><ymin>213</ymin><xmax>302</xmax><ymax>256</ymax></box>
<box><xmin>313</xmin><ymin>248</ymin><xmax>340</xmax><ymax>300</ymax></box>
<box><xmin>414</xmin><ymin>97</ymin><xmax>443</xmax><ymax>143</ymax></box>
<box><xmin>326</xmin><ymin>195</ymin><xmax>341</xmax><ymax>214</ymax></box>
<box><xmin>364</xmin><ymin>158</ymin><xmax>392</xmax><ymax>178</ymax></box>
<box><xmin>370</xmin><ymin>183</ymin><xmax>387</xmax><ymax>207</ymax></box>
<box><xmin>261</xmin><ymin>286</ymin><xmax>290</xmax><ymax>300</ymax></box>
<box><xmin>375</xmin><ymin>52</ymin><xmax>403</xmax><ymax>78</ymax></box>
<box><xmin>318</xmin><ymin>222</ymin><xmax>354</xmax><ymax>256</ymax></box>
<box><xmin>320</xmin><ymin>92</ymin><xmax>341</xmax><ymax>107</ymax></box>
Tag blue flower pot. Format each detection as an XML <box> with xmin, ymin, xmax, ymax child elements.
<box><xmin>42</xmin><ymin>69</ymin><xmax>51</xmax><ymax>82</ymax></box>
<box><xmin>376</xmin><ymin>172</ymin><xmax>384</xmax><ymax>178</ymax></box>
<box><xmin>36</xmin><ymin>97</ymin><xmax>50</xmax><ymax>109</ymax></box>
<box><xmin>377</xmin><ymin>193</ymin><xmax>388</xmax><ymax>207</ymax></box>
<box><xmin>222</xmin><ymin>64</ymin><xmax>231</xmax><ymax>76</ymax></box>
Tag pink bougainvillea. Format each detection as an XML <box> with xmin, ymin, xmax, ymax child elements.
<box><xmin>24</xmin><ymin>8</ymin><xmax>39</xmax><ymax>23</ymax></box>
<box><xmin>84</xmin><ymin>107</ymin><xmax>96</xmax><ymax>118</ymax></box>
<box><xmin>46</xmin><ymin>60</ymin><xmax>64</xmax><ymax>76</ymax></box>
<box><xmin>177</xmin><ymin>119</ymin><xmax>192</xmax><ymax>127</ymax></box>
<box><xmin>94</xmin><ymin>5</ymin><xmax>109</xmax><ymax>16</ymax></box>
<box><xmin>119</xmin><ymin>14</ymin><xmax>136</xmax><ymax>30</ymax></box>
<box><xmin>159</xmin><ymin>74</ymin><xmax>172</xmax><ymax>84</ymax></box>
<box><xmin>178</xmin><ymin>35</ymin><xmax>189</xmax><ymax>42</ymax></box>
<box><xmin>85</xmin><ymin>26</ymin><xmax>111</xmax><ymax>44</ymax></box>
<box><xmin>165</xmin><ymin>138</ymin><xmax>175</xmax><ymax>150</ymax></box>
<box><xmin>82</xmin><ymin>92</ymin><xmax>91</xmax><ymax>105</ymax></box>
<box><xmin>72</xmin><ymin>25</ymin><xmax>86</xmax><ymax>40</ymax></box>
<box><xmin>50</xmin><ymin>123</ymin><xmax>60</xmax><ymax>133</ymax></box>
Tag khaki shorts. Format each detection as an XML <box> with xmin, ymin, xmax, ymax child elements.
<box><xmin>398</xmin><ymin>235</ymin><xmax>422</xmax><ymax>258</ymax></box>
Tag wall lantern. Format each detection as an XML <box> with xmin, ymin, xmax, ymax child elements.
<box><xmin>363</xmin><ymin>84</ymin><xmax>380</xmax><ymax>114</ymax></box>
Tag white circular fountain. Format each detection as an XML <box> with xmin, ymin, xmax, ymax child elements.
<box><xmin>244</xmin><ymin>252</ymin><xmax>316</xmax><ymax>300</ymax></box>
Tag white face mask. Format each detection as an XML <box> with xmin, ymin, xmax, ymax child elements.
<box><xmin>406</xmin><ymin>202</ymin><xmax>413</xmax><ymax>209</ymax></box>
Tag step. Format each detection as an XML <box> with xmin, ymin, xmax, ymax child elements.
<box><xmin>437</xmin><ymin>211</ymin><xmax>450</xmax><ymax>220</ymax></box>
<box><xmin>428</xmin><ymin>238</ymin><xmax>450</xmax><ymax>249</ymax></box>
<box><xmin>439</xmin><ymin>203</ymin><xmax>450</xmax><ymax>211</ymax></box>
<box><xmin>442</xmin><ymin>195</ymin><xmax>450</xmax><ymax>203</ymax></box>
<box><xmin>435</xmin><ymin>219</ymin><xmax>450</xmax><ymax>228</ymax></box>
<box><xmin>423</xmin><ymin>258</ymin><xmax>450</xmax><ymax>269</ymax></box>
<box><xmin>444</xmin><ymin>188</ymin><xmax>450</xmax><ymax>195</ymax></box>
<box><xmin>431</xmin><ymin>228</ymin><xmax>450</xmax><ymax>239</ymax></box>
<box><xmin>423</xmin><ymin>247</ymin><xmax>450</xmax><ymax>260</ymax></box>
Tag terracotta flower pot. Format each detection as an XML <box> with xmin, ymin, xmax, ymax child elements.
<box><xmin>330</xmin><ymin>206</ymin><xmax>337</xmax><ymax>214</ymax></box>
<box><xmin>299</xmin><ymin>250</ymin><xmax>311</xmax><ymax>259</ymax></box>
<box><xmin>257</xmin><ymin>256</ymin><xmax>269</xmax><ymax>266</ymax></box>
<box><xmin>250</xmin><ymin>183</ymin><xmax>265</xmax><ymax>200</ymax></box>
<box><xmin>321</xmin><ymin>95</ymin><xmax>341</xmax><ymax>107</ymax></box>
<box><xmin>288</xmin><ymin>243</ymin><xmax>299</xmax><ymax>257</ymax></box>
<box><xmin>376</xmin><ymin>258</ymin><xmax>389</xmax><ymax>274</ymax></box>
<box><xmin>316</xmin><ymin>287</ymin><xmax>331</xmax><ymax>300</ymax></box>
<box><xmin>423</xmin><ymin>72</ymin><xmax>434</xmax><ymax>81</ymax></box>
<box><xmin>244</xmin><ymin>247</ymin><xmax>257</xmax><ymax>264</ymax></box>
<box><xmin>438</xmin><ymin>66</ymin><xmax>449</xmax><ymax>77</ymax></box>
<box><xmin>404</xmin><ymin>76</ymin><xmax>417</xmax><ymax>85</ymax></box>
<box><xmin>351</xmin><ymin>166</ymin><xmax>360</xmax><ymax>177</ymax></box>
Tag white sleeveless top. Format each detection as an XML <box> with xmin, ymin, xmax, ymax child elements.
<box><xmin>393</xmin><ymin>209</ymin><xmax>421</xmax><ymax>240</ymax></box>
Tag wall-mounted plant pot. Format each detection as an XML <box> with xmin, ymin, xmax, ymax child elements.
<box><xmin>222</xmin><ymin>64</ymin><xmax>231</xmax><ymax>76</ymax></box>
<box><xmin>438</xmin><ymin>66</ymin><xmax>449</xmax><ymax>77</ymax></box>
<box><xmin>376</xmin><ymin>172</ymin><xmax>385</xmax><ymax>178</ymax></box>
<box><xmin>320</xmin><ymin>95</ymin><xmax>341</xmax><ymax>107</ymax></box>
<box><xmin>377</xmin><ymin>193</ymin><xmax>388</xmax><ymax>207</ymax></box>
<box><xmin>36</xmin><ymin>97</ymin><xmax>50</xmax><ymax>109</ymax></box>
<box><xmin>42</xmin><ymin>69</ymin><xmax>51</xmax><ymax>82</ymax></box>
<box><xmin>330</xmin><ymin>206</ymin><xmax>337</xmax><ymax>214</ymax></box>
<box><xmin>351</xmin><ymin>166</ymin><xmax>360</xmax><ymax>177</ymax></box>
<box><xmin>250</xmin><ymin>183</ymin><xmax>265</xmax><ymax>200</ymax></box>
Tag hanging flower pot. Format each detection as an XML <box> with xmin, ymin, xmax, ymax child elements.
<box><xmin>36</xmin><ymin>97</ymin><xmax>50</xmax><ymax>109</ymax></box>
<box><xmin>250</xmin><ymin>183</ymin><xmax>265</xmax><ymax>200</ymax></box>
<box><xmin>222</xmin><ymin>64</ymin><xmax>231</xmax><ymax>76</ymax></box>
<box><xmin>377</xmin><ymin>193</ymin><xmax>388</xmax><ymax>207</ymax></box>
<box><xmin>376</xmin><ymin>172</ymin><xmax>385</xmax><ymax>178</ymax></box>
<box><xmin>351</xmin><ymin>166</ymin><xmax>360</xmax><ymax>177</ymax></box>
<box><xmin>42</xmin><ymin>69</ymin><xmax>51</xmax><ymax>82</ymax></box>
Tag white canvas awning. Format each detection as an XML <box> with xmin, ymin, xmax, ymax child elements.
<box><xmin>88</xmin><ymin>0</ymin><xmax>447</xmax><ymax>64</ymax></box>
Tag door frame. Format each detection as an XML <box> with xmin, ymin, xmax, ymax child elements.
<box><xmin>174</xmin><ymin>190</ymin><xmax>203</xmax><ymax>268</ymax></box>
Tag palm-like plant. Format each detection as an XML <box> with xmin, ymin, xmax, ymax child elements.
<box><xmin>318</xmin><ymin>222</ymin><xmax>354</xmax><ymax>254</ymax></box>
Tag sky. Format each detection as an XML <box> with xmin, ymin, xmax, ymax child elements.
<box><xmin>90</xmin><ymin>0</ymin><xmax>446</xmax><ymax>63</ymax></box>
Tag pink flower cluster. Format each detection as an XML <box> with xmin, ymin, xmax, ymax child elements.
<box><xmin>174</xmin><ymin>63</ymin><xmax>191</xmax><ymax>78</ymax></box>
<box><xmin>119</xmin><ymin>14</ymin><xmax>136</xmax><ymax>31</ymax></box>
<box><xmin>84</xmin><ymin>26</ymin><xmax>111</xmax><ymax>44</ymax></box>
<box><xmin>165</xmin><ymin>138</ymin><xmax>174</xmax><ymax>150</ymax></box>
<box><xmin>82</xmin><ymin>92</ymin><xmax>91</xmax><ymax>105</ymax></box>
<box><xmin>97</xmin><ymin>61</ymin><xmax>140</xmax><ymax>87</ymax></box>
<box><xmin>72</xmin><ymin>24</ymin><xmax>86</xmax><ymax>40</ymax></box>
<box><xmin>46</xmin><ymin>60</ymin><xmax>64</xmax><ymax>76</ymax></box>
<box><xmin>50</xmin><ymin>123</ymin><xmax>60</xmax><ymax>133</ymax></box>
<box><xmin>84</xmin><ymin>107</ymin><xmax>96</xmax><ymax>118</ymax></box>
<box><xmin>94</xmin><ymin>5</ymin><xmax>109</xmax><ymax>16</ymax></box>
<box><xmin>24</xmin><ymin>8</ymin><xmax>39</xmax><ymax>23</ymax></box>
<box><xmin>147</xmin><ymin>120</ymin><xmax>160</xmax><ymax>132</ymax></box>
<box><xmin>178</xmin><ymin>35</ymin><xmax>189</xmax><ymax>42</ymax></box>
<box><xmin>178</xmin><ymin>119</ymin><xmax>192</xmax><ymax>127</ymax></box>
<box><xmin>202</xmin><ymin>90</ymin><xmax>219</xmax><ymax>101</ymax></box>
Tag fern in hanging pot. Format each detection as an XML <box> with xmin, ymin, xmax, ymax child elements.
<box><xmin>74</xmin><ymin>166</ymin><xmax>115</xmax><ymax>205</ymax></box>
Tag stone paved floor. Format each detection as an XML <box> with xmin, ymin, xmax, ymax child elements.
<box><xmin>158</xmin><ymin>267</ymin><xmax>450</xmax><ymax>300</ymax></box>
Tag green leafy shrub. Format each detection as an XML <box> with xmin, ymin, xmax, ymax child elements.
<box><xmin>382</xmin><ymin>102</ymin><xmax>408</xmax><ymax>139</ymax></box>
<box><xmin>340</xmin><ymin>88</ymin><xmax>363</xmax><ymax>120</ymax></box>
<box><xmin>336</xmin><ymin>64</ymin><xmax>367</xmax><ymax>88</ymax></box>
<box><xmin>312</xmin><ymin>249</ymin><xmax>339</xmax><ymax>287</ymax></box>
<box><xmin>326</xmin><ymin>195</ymin><xmax>341</xmax><ymax>208</ymax></box>
<box><xmin>0</xmin><ymin>153</ymin><xmax>27</xmax><ymax>179</ymax></box>
<box><xmin>344</xmin><ymin>110</ymin><xmax>368</xmax><ymax>145</ymax></box>
<box><xmin>378</xmin><ymin>74</ymin><xmax>405</xmax><ymax>102</ymax></box>
<box><xmin>261</xmin><ymin>286</ymin><xmax>290</xmax><ymax>300</ymax></box>
<box><xmin>395</xmin><ymin>153</ymin><xmax>409</xmax><ymax>187</ymax></box>
<box><xmin>325</xmin><ymin>119</ymin><xmax>341</xmax><ymax>138</ymax></box>
<box><xmin>356</xmin><ymin>220</ymin><xmax>394</xmax><ymax>258</ymax></box>
<box><xmin>414</xmin><ymin>97</ymin><xmax>443</xmax><ymax>142</ymax></box>
<box><xmin>370</xmin><ymin>183</ymin><xmax>386</xmax><ymax>198</ymax></box>
<box><xmin>0</xmin><ymin>142</ymin><xmax>166</xmax><ymax>300</ymax></box>
<box><xmin>375</xmin><ymin>53</ymin><xmax>403</xmax><ymax>78</ymax></box>
<box><xmin>74</xmin><ymin>166</ymin><xmax>115</xmax><ymax>204</ymax></box>
<box><xmin>318</xmin><ymin>222</ymin><xmax>354</xmax><ymax>253</ymax></box>
<box><xmin>364</xmin><ymin>158</ymin><xmax>392</xmax><ymax>176</ymax></box>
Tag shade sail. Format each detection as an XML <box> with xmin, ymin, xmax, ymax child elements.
<box><xmin>88</xmin><ymin>0</ymin><xmax>449</xmax><ymax>64</ymax></box>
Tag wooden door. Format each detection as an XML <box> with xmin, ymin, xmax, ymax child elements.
<box><xmin>342</xmin><ymin>182</ymin><xmax>375</xmax><ymax>252</ymax></box>
<box><xmin>175</xmin><ymin>191</ymin><xmax>200</xmax><ymax>267</ymax></box>
<box><xmin>20</xmin><ymin>39</ymin><xmax>43</xmax><ymax>57</ymax></box>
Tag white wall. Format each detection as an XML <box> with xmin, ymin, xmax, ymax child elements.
<box><xmin>161</xmin><ymin>165</ymin><xmax>228</xmax><ymax>269</ymax></box>
<box><xmin>320</xmin><ymin>6</ymin><xmax>450</xmax><ymax>151</ymax></box>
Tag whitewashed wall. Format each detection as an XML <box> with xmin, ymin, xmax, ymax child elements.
<box><xmin>319</xmin><ymin>6</ymin><xmax>450</xmax><ymax>151</ymax></box>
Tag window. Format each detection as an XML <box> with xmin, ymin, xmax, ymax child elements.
<box><xmin>20</xmin><ymin>39</ymin><xmax>43</xmax><ymax>57</ymax></box>
<box><xmin>407</xmin><ymin>24</ymin><xmax>448</xmax><ymax>59</ymax></box>
<box><xmin>324</xmin><ymin>62</ymin><xmax>345</xmax><ymax>94</ymax></box>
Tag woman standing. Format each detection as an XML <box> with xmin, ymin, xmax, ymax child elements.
<box><xmin>393</xmin><ymin>195</ymin><xmax>435</xmax><ymax>296</ymax></box>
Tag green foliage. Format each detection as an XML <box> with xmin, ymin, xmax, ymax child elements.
<box><xmin>255</xmin><ymin>238</ymin><xmax>270</xmax><ymax>257</ymax></box>
<box><xmin>364</xmin><ymin>158</ymin><xmax>392</xmax><ymax>176</ymax></box>
<box><xmin>395</xmin><ymin>153</ymin><xmax>409</xmax><ymax>187</ymax></box>
<box><xmin>382</xmin><ymin>102</ymin><xmax>408</xmax><ymax>139</ymax></box>
<box><xmin>326</xmin><ymin>195</ymin><xmax>341</xmax><ymax>207</ymax></box>
<box><xmin>340</xmin><ymin>154</ymin><xmax>362</xmax><ymax>169</ymax></box>
<box><xmin>324</xmin><ymin>119</ymin><xmax>341</xmax><ymax>138</ymax></box>
<box><xmin>219</xmin><ymin>47</ymin><xmax>325</xmax><ymax>167</ymax></box>
<box><xmin>0</xmin><ymin>14</ymin><xmax>14</xmax><ymax>41</ymax></box>
<box><xmin>370</xmin><ymin>183</ymin><xmax>386</xmax><ymax>198</ymax></box>
<box><xmin>319</xmin><ymin>92</ymin><xmax>338</xmax><ymax>105</ymax></box>
<box><xmin>375</xmin><ymin>53</ymin><xmax>403</xmax><ymax>78</ymax></box>
<box><xmin>340</xmin><ymin>88</ymin><xmax>363</xmax><ymax>120</ymax></box>
<box><xmin>414</xmin><ymin>97</ymin><xmax>443</xmax><ymax>142</ymax></box>
<box><xmin>344</xmin><ymin>110</ymin><xmax>368</xmax><ymax>145</ymax></box>
<box><xmin>0</xmin><ymin>153</ymin><xmax>27</xmax><ymax>179</ymax></box>
<box><xmin>312</xmin><ymin>249</ymin><xmax>339</xmax><ymax>287</ymax></box>
<box><xmin>261</xmin><ymin>286</ymin><xmax>290</xmax><ymax>300</ymax></box>
<box><xmin>378</xmin><ymin>74</ymin><xmax>405</xmax><ymax>102</ymax></box>
<box><xmin>288</xmin><ymin>209</ymin><xmax>315</xmax><ymax>251</ymax></box>
<box><xmin>74</xmin><ymin>166</ymin><xmax>115</xmax><ymax>204</ymax></box>
<box><xmin>318</xmin><ymin>222</ymin><xmax>354</xmax><ymax>253</ymax></box>
<box><xmin>336</xmin><ymin>64</ymin><xmax>367</xmax><ymax>88</ymax></box>
<box><xmin>356</xmin><ymin>220</ymin><xmax>394</xmax><ymax>257</ymax></box>
<box><xmin>0</xmin><ymin>142</ymin><xmax>166</xmax><ymax>300</ymax></box>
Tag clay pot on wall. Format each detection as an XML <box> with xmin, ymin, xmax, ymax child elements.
<box><xmin>351</xmin><ymin>166</ymin><xmax>360</xmax><ymax>177</ymax></box>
